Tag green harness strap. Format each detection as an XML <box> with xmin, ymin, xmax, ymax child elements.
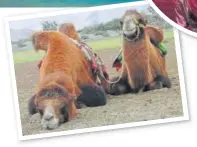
<box><xmin>157</xmin><ymin>42</ymin><xmax>167</xmax><ymax>55</ymax></box>
<box><xmin>133</xmin><ymin>18</ymin><xmax>167</xmax><ymax>55</ymax></box>
<box><xmin>117</xmin><ymin>52</ymin><xmax>123</xmax><ymax>62</ymax></box>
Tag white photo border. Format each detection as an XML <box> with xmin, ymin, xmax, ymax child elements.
<box><xmin>4</xmin><ymin>1</ymin><xmax>189</xmax><ymax>141</ymax></box>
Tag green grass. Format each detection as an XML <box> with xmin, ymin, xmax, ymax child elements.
<box><xmin>13</xmin><ymin>29</ymin><xmax>174</xmax><ymax>64</ymax></box>
<box><xmin>14</xmin><ymin>50</ymin><xmax>45</xmax><ymax>64</ymax></box>
<box><xmin>87</xmin><ymin>37</ymin><xmax>122</xmax><ymax>51</ymax></box>
<box><xmin>164</xmin><ymin>29</ymin><xmax>174</xmax><ymax>40</ymax></box>
<box><xmin>13</xmin><ymin>37</ymin><xmax>122</xmax><ymax>64</ymax></box>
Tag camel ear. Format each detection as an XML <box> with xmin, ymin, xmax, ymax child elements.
<box><xmin>145</xmin><ymin>25</ymin><xmax>164</xmax><ymax>43</ymax></box>
<box><xmin>28</xmin><ymin>94</ymin><xmax>38</xmax><ymax>116</ymax></box>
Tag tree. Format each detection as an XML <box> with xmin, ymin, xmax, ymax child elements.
<box><xmin>147</xmin><ymin>6</ymin><xmax>157</xmax><ymax>15</ymax></box>
<box><xmin>17</xmin><ymin>39</ymin><xmax>26</xmax><ymax>48</ymax></box>
<box><xmin>42</xmin><ymin>21</ymin><xmax>58</xmax><ymax>31</ymax></box>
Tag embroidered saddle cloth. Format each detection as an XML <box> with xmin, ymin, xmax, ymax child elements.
<box><xmin>38</xmin><ymin>38</ymin><xmax>109</xmax><ymax>81</ymax></box>
<box><xmin>69</xmin><ymin>38</ymin><xmax>109</xmax><ymax>80</ymax></box>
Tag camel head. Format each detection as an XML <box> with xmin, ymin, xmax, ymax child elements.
<box><xmin>32</xmin><ymin>31</ymin><xmax>65</xmax><ymax>52</ymax></box>
<box><xmin>32</xmin><ymin>31</ymin><xmax>49</xmax><ymax>51</ymax></box>
<box><xmin>59</xmin><ymin>23</ymin><xmax>80</xmax><ymax>41</ymax></box>
<box><xmin>28</xmin><ymin>72</ymin><xmax>78</xmax><ymax>130</ymax></box>
<box><xmin>120</xmin><ymin>9</ymin><xmax>148</xmax><ymax>41</ymax></box>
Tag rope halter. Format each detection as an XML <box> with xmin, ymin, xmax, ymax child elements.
<box><xmin>123</xmin><ymin>17</ymin><xmax>145</xmax><ymax>42</ymax></box>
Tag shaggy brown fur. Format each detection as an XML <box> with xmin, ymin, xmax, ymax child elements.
<box><xmin>58</xmin><ymin>22</ymin><xmax>109</xmax><ymax>92</ymax></box>
<box><xmin>35</xmin><ymin>23</ymin><xmax>108</xmax><ymax>109</ymax></box>
<box><xmin>59</xmin><ymin>23</ymin><xmax>80</xmax><ymax>41</ymax></box>
<box><xmin>109</xmin><ymin>10</ymin><xmax>171</xmax><ymax>95</ymax></box>
<box><xmin>36</xmin><ymin>71</ymin><xmax>80</xmax><ymax>120</ymax></box>
<box><xmin>31</xmin><ymin>31</ymin><xmax>96</xmax><ymax>124</ymax></box>
<box><xmin>146</xmin><ymin>25</ymin><xmax>164</xmax><ymax>44</ymax></box>
<box><xmin>37</xmin><ymin>23</ymin><xmax>80</xmax><ymax>69</ymax></box>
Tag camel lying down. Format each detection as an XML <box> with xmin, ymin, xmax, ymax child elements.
<box><xmin>108</xmin><ymin>9</ymin><xmax>171</xmax><ymax>95</ymax></box>
<box><xmin>28</xmin><ymin>31</ymin><xmax>107</xmax><ymax>130</ymax></box>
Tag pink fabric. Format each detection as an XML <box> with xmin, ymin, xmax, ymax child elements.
<box><xmin>153</xmin><ymin>0</ymin><xmax>176</xmax><ymax>21</ymax></box>
<box><xmin>174</xmin><ymin>0</ymin><xmax>188</xmax><ymax>28</ymax></box>
<box><xmin>153</xmin><ymin>0</ymin><xmax>191</xmax><ymax>29</ymax></box>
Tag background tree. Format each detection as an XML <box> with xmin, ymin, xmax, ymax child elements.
<box><xmin>42</xmin><ymin>21</ymin><xmax>58</xmax><ymax>31</ymax></box>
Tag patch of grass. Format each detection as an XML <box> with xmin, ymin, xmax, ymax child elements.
<box><xmin>87</xmin><ymin>37</ymin><xmax>121</xmax><ymax>51</ymax></box>
<box><xmin>14</xmin><ymin>50</ymin><xmax>44</xmax><ymax>64</ymax></box>
<box><xmin>13</xmin><ymin>29</ymin><xmax>174</xmax><ymax>64</ymax></box>
<box><xmin>13</xmin><ymin>37</ymin><xmax>122</xmax><ymax>64</ymax></box>
<box><xmin>164</xmin><ymin>28</ymin><xmax>174</xmax><ymax>40</ymax></box>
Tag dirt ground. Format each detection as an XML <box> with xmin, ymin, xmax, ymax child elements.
<box><xmin>14</xmin><ymin>40</ymin><xmax>183</xmax><ymax>136</ymax></box>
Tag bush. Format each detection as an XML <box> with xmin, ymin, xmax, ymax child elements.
<box><xmin>42</xmin><ymin>21</ymin><xmax>58</xmax><ymax>31</ymax></box>
<box><xmin>95</xmin><ymin>31</ymin><xmax>104</xmax><ymax>36</ymax></box>
<box><xmin>17</xmin><ymin>40</ymin><xmax>26</xmax><ymax>48</ymax></box>
<box><xmin>81</xmin><ymin>35</ymin><xmax>89</xmax><ymax>40</ymax></box>
<box><xmin>79</xmin><ymin>7</ymin><xmax>171</xmax><ymax>37</ymax></box>
<box><xmin>102</xmin><ymin>32</ymin><xmax>109</xmax><ymax>37</ymax></box>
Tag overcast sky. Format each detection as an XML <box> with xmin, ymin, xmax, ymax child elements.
<box><xmin>9</xmin><ymin>4</ymin><xmax>148</xmax><ymax>31</ymax></box>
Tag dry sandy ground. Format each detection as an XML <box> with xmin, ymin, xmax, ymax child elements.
<box><xmin>14</xmin><ymin>40</ymin><xmax>183</xmax><ymax>136</ymax></box>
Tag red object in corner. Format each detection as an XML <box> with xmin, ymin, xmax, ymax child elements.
<box><xmin>152</xmin><ymin>0</ymin><xmax>190</xmax><ymax>29</ymax></box>
<box><xmin>153</xmin><ymin>0</ymin><xmax>176</xmax><ymax>22</ymax></box>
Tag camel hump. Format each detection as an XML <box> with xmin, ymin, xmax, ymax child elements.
<box><xmin>145</xmin><ymin>25</ymin><xmax>164</xmax><ymax>43</ymax></box>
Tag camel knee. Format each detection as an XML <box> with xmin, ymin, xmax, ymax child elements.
<box><xmin>110</xmin><ymin>83</ymin><xmax>130</xmax><ymax>95</ymax></box>
<box><xmin>143</xmin><ymin>81</ymin><xmax>162</xmax><ymax>92</ymax></box>
<box><xmin>76</xmin><ymin>84</ymin><xmax>107</xmax><ymax>108</ymax></box>
<box><xmin>159</xmin><ymin>75</ymin><xmax>171</xmax><ymax>88</ymax></box>
<box><xmin>108</xmin><ymin>76</ymin><xmax>131</xmax><ymax>95</ymax></box>
<box><xmin>143</xmin><ymin>75</ymin><xmax>171</xmax><ymax>92</ymax></box>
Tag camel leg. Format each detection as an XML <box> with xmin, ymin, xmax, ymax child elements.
<box><xmin>143</xmin><ymin>79</ymin><xmax>162</xmax><ymax>92</ymax></box>
<box><xmin>143</xmin><ymin>74</ymin><xmax>171</xmax><ymax>92</ymax></box>
<box><xmin>157</xmin><ymin>69</ymin><xmax>172</xmax><ymax>88</ymax></box>
<box><xmin>158</xmin><ymin>56</ymin><xmax>171</xmax><ymax>88</ymax></box>
<box><xmin>159</xmin><ymin>75</ymin><xmax>171</xmax><ymax>88</ymax></box>
<box><xmin>75</xmin><ymin>101</ymin><xmax>87</xmax><ymax>109</ymax></box>
<box><xmin>69</xmin><ymin>101</ymin><xmax>78</xmax><ymax>120</ymax></box>
<box><xmin>108</xmin><ymin>75</ymin><xmax>132</xmax><ymax>95</ymax></box>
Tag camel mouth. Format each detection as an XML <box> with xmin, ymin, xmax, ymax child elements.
<box><xmin>41</xmin><ymin>106</ymin><xmax>60</xmax><ymax>130</ymax></box>
<box><xmin>123</xmin><ymin>28</ymin><xmax>137</xmax><ymax>36</ymax></box>
<box><xmin>123</xmin><ymin>28</ymin><xmax>140</xmax><ymax>41</ymax></box>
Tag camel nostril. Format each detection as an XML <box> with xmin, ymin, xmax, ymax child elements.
<box><xmin>44</xmin><ymin>113</ymin><xmax>54</xmax><ymax>121</ymax></box>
